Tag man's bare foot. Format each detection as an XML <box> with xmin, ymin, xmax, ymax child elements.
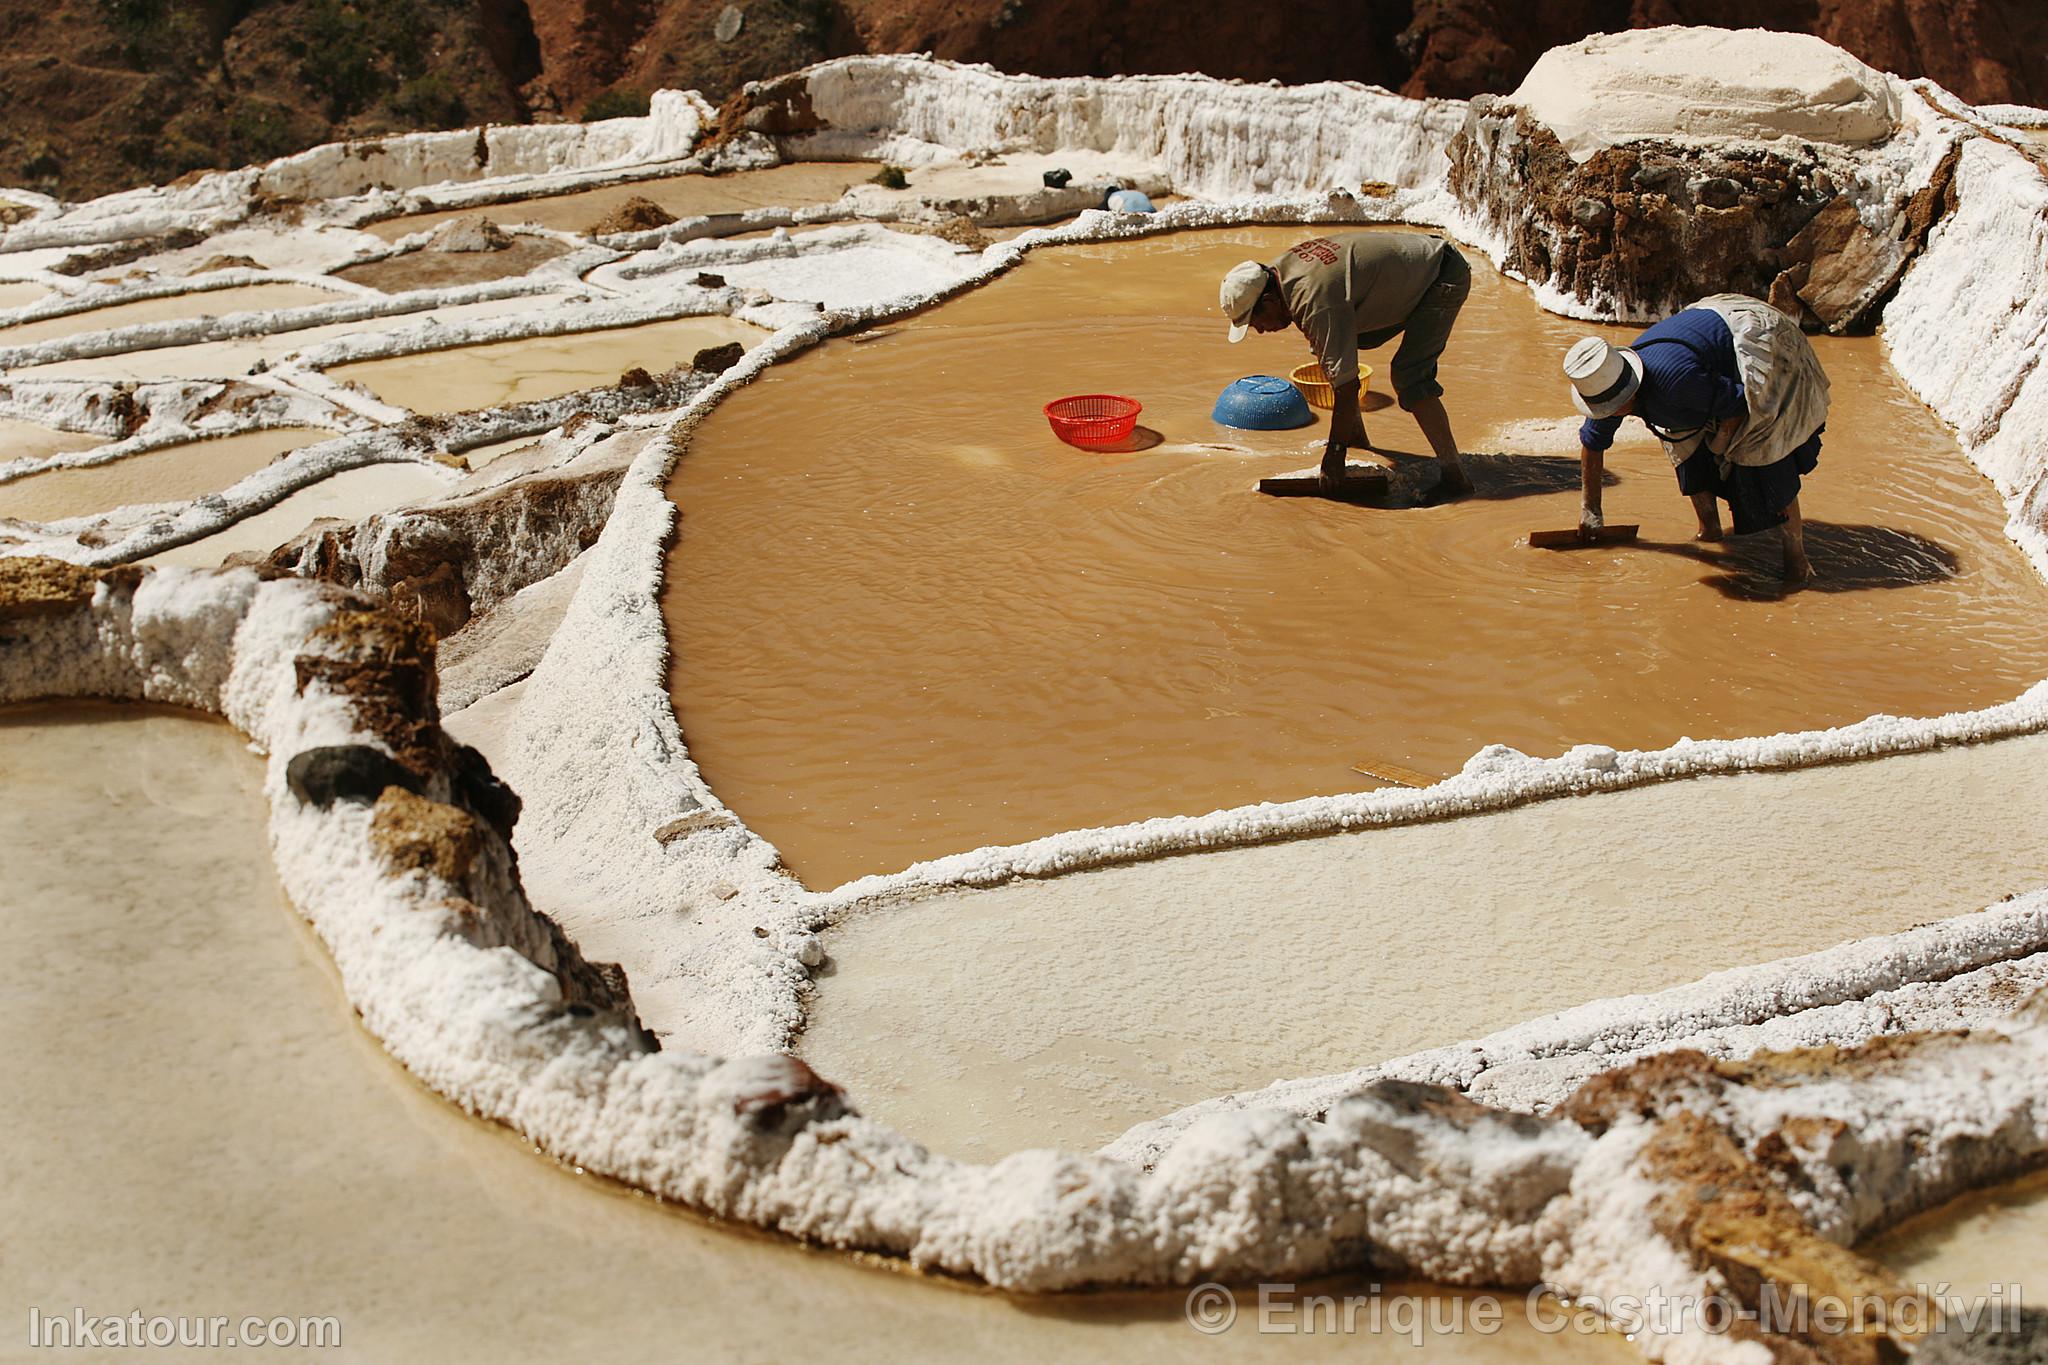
<box><xmin>1783</xmin><ymin>552</ymin><xmax>1814</xmax><ymax>585</ymax></box>
<box><xmin>1437</xmin><ymin>462</ymin><xmax>1475</xmax><ymax>499</ymax></box>
<box><xmin>1695</xmin><ymin>522</ymin><xmax>1724</xmax><ymax>542</ymax></box>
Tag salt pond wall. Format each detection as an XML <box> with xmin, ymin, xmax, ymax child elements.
<box><xmin>1884</xmin><ymin>137</ymin><xmax>2048</xmax><ymax>577</ymax></box>
<box><xmin>746</xmin><ymin>55</ymin><xmax>1464</xmax><ymax>203</ymax></box>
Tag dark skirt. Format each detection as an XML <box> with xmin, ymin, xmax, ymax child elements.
<box><xmin>1675</xmin><ymin>426</ymin><xmax>1823</xmax><ymax>536</ymax></box>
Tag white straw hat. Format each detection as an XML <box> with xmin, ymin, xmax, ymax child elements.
<box><xmin>1563</xmin><ymin>336</ymin><xmax>1643</xmax><ymax>417</ymax></box>
<box><xmin>1220</xmin><ymin>261</ymin><xmax>1270</xmax><ymax>343</ymax></box>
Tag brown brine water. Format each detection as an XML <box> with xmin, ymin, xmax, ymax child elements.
<box><xmin>665</xmin><ymin>225</ymin><xmax>2048</xmax><ymax>887</ymax></box>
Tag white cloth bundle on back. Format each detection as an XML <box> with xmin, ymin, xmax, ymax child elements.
<box><xmin>1696</xmin><ymin>293</ymin><xmax>1831</xmax><ymax>469</ymax></box>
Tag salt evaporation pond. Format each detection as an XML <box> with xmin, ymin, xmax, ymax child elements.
<box><xmin>667</xmin><ymin>225</ymin><xmax>2048</xmax><ymax>886</ymax></box>
<box><xmin>0</xmin><ymin>282</ymin><xmax>339</xmax><ymax>344</ymax></box>
<box><xmin>144</xmin><ymin>462</ymin><xmax>453</xmax><ymax>566</ymax></box>
<box><xmin>0</xmin><ymin>427</ymin><xmax>325</xmax><ymax>524</ymax></box>
<box><xmin>17</xmin><ymin>293</ymin><xmax>560</xmax><ymax>382</ymax></box>
<box><xmin>364</xmin><ymin>162</ymin><xmax>873</xmax><ymax>241</ymax></box>
<box><xmin>331</xmin><ymin>314</ymin><xmax>766</xmax><ymax>413</ymax></box>
<box><xmin>803</xmin><ymin>732</ymin><xmax>2048</xmax><ymax>1157</ymax></box>
<box><xmin>1866</xmin><ymin>1165</ymin><xmax>2048</xmax><ymax>1301</ymax></box>
<box><xmin>0</xmin><ymin>701</ymin><xmax>1632</xmax><ymax>1363</ymax></box>
<box><xmin>0</xmin><ymin>417</ymin><xmax>100</xmax><ymax>467</ymax></box>
<box><xmin>334</xmin><ymin>237</ymin><xmax>569</xmax><ymax>292</ymax></box>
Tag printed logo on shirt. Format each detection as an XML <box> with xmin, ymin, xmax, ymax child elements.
<box><xmin>1288</xmin><ymin>238</ymin><xmax>1340</xmax><ymax>265</ymax></box>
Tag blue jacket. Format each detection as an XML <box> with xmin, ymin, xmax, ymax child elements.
<box><xmin>1579</xmin><ymin>308</ymin><xmax>1748</xmax><ymax>452</ymax></box>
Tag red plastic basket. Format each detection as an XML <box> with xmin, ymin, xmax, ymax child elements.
<box><xmin>1044</xmin><ymin>394</ymin><xmax>1142</xmax><ymax>447</ymax></box>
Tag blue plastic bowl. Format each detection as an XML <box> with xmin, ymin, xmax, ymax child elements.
<box><xmin>1212</xmin><ymin>375</ymin><xmax>1314</xmax><ymax>430</ymax></box>
<box><xmin>1105</xmin><ymin>188</ymin><xmax>1156</xmax><ymax>214</ymax></box>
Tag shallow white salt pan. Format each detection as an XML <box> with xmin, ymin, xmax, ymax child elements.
<box><xmin>452</xmin><ymin>434</ymin><xmax>545</xmax><ymax>468</ymax></box>
<box><xmin>0</xmin><ymin>417</ymin><xmax>100</xmax><ymax>467</ymax></box>
<box><xmin>16</xmin><ymin>293</ymin><xmax>561</xmax><ymax>381</ymax></box>
<box><xmin>329</xmin><ymin>314</ymin><xmax>766</xmax><ymax>413</ymax></box>
<box><xmin>143</xmin><ymin>462</ymin><xmax>453</xmax><ymax>566</ymax></box>
<box><xmin>0</xmin><ymin>702</ymin><xmax>1628</xmax><ymax>1363</ymax></box>
<box><xmin>1865</xmin><ymin>1166</ymin><xmax>2048</xmax><ymax>1299</ymax></box>
<box><xmin>804</xmin><ymin>734</ymin><xmax>2048</xmax><ymax>1159</ymax></box>
<box><xmin>0</xmin><ymin>281</ymin><xmax>50</xmax><ymax>310</ymax></box>
<box><xmin>0</xmin><ymin>427</ymin><xmax>323</xmax><ymax>525</ymax></box>
<box><xmin>0</xmin><ymin>282</ymin><xmax>340</xmax><ymax>345</ymax></box>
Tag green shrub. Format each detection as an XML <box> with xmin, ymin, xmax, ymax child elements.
<box><xmin>388</xmin><ymin>74</ymin><xmax>469</xmax><ymax>130</ymax></box>
<box><xmin>869</xmin><ymin>164</ymin><xmax>909</xmax><ymax>190</ymax></box>
<box><xmin>581</xmin><ymin>87</ymin><xmax>651</xmax><ymax>122</ymax></box>
<box><xmin>296</xmin><ymin>0</ymin><xmax>438</xmax><ymax>122</ymax></box>
<box><xmin>226</xmin><ymin>98</ymin><xmax>307</xmax><ymax>164</ymax></box>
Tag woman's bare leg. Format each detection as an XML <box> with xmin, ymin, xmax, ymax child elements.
<box><xmin>1781</xmin><ymin>495</ymin><xmax>1812</xmax><ymax>583</ymax></box>
<box><xmin>1690</xmin><ymin>492</ymin><xmax>1723</xmax><ymax>541</ymax></box>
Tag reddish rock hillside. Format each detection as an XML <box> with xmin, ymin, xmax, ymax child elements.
<box><xmin>5</xmin><ymin>0</ymin><xmax>2043</xmax><ymax>201</ymax></box>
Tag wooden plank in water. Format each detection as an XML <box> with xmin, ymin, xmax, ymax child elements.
<box><xmin>1528</xmin><ymin>524</ymin><xmax>1641</xmax><ymax>549</ymax></box>
<box><xmin>1349</xmin><ymin>758</ymin><xmax>1442</xmax><ymax>788</ymax></box>
<box><xmin>1257</xmin><ymin>464</ymin><xmax>1391</xmax><ymax>502</ymax></box>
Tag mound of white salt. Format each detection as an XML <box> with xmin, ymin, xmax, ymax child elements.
<box><xmin>1510</xmin><ymin>26</ymin><xmax>1903</xmax><ymax>161</ymax></box>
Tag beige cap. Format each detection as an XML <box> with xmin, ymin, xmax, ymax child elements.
<box><xmin>1220</xmin><ymin>261</ymin><xmax>1270</xmax><ymax>343</ymax></box>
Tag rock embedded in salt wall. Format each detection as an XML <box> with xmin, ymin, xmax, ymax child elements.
<box><xmin>1449</xmin><ymin>105</ymin><xmax>1841</xmax><ymax>318</ymax></box>
<box><xmin>1446</xmin><ymin>27</ymin><xmax>1943</xmax><ymax>328</ymax></box>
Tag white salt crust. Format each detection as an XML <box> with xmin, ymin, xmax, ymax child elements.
<box><xmin>4</xmin><ymin>574</ymin><xmax>2045</xmax><ymax>1365</ymax></box>
<box><xmin>3</xmin><ymin>42</ymin><xmax>2048</xmax><ymax>1356</ymax></box>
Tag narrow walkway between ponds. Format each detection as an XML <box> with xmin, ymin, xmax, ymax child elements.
<box><xmin>0</xmin><ymin>702</ymin><xmax>1627</xmax><ymax>1363</ymax></box>
<box><xmin>801</xmin><ymin>733</ymin><xmax>2048</xmax><ymax>1161</ymax></box>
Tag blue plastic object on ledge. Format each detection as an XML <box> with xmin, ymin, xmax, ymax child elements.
<box><xmin>1212</xmin><ymin>375</ymin><xmax>1314</xmax><ymax>430</ymax></box>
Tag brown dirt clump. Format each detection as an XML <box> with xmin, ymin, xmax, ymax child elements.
<box><xmin>1560</xmin><ymin>1033</ymin><xmax>1975</xmax><ymax>1131</ymax></box>
<box><xmin>370</xmin><ymin>785</ymin><xmax>483</xmax><ymax>884</ymax></box>
<box><xmin>585</xmin><ymin>195</ymin><xmax>676</xmax><ymax>236</ymax></box>
<box><xmin>691</xmin><ymin>341</ymin><xmax>745</xmax><ymax>373</ymax></box>
<box><xmin>902</xmin><ymin>215</ymin><xmax>992</xmax><ymax>251</ymax></box>
<box><xmin>292</xmin><ymin>608</ymin><xmax>444</xmax><ymax>777</ymax></box>
<box><xmin>190</xmin><ymin>254</ymin><xmax>266</xmax><ymax>273</ymax></box>
<box><xmin>0</xmin><ymin>557</ymin><xmax>130</xmax><ymax>621</ymax></box>
<box><xmin>1639</xmin><ymin>1113</ymin><xmax>1933</xmax><ymax>1364</ymax></box>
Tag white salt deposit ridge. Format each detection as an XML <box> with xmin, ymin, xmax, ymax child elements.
<box><xmin>6</xmin><ymin>36</ymin><xmax>2048</xmax><ymax>1360</ymax></box>
<box><xmin>1509</xmin><ymin>26</ymin><xmax>1903</xmax><ymax>161</ymax></box>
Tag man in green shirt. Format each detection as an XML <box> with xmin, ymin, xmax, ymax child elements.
<box><xmin>1220</xmin><ymin>231</ymin><xmax>1474</xmax><ymax>497</ymax></box>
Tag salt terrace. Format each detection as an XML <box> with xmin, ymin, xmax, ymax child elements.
<box><xmin>2</xmin><ymin>27</ymin><xmax>2046</xmax><ymax>1362</ymax></box>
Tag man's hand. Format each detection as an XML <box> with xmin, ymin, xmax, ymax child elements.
<box><xmin>1319</xmin><ymin>438</ymin><xmax>1348</xmax><ymax>491</ymax></box>
<box><xmin>1329</xmin><ymin>379</ymin><xmax>1369</xmax><ymax>450</ymax></box>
